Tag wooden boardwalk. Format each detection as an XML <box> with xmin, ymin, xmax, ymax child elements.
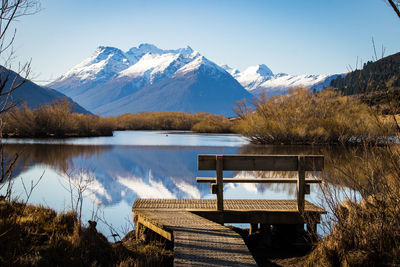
<box><xmin>134</xmin><ymin>208</ymin><xmax>256</xmax><ymax>266</ymax></box>
<box><xmin>133</xmin><ymin>154</ymin><xmax>326</xmax><ymax>266</ymax></box>
<box><xmin>134</xmin><ymin>198</ymin><xmax>324</xmax><ymax>212</ymax></box>
<box><xmin>133</xmin><ymin>199</ymin><xmax>325</xmax><ymax>266</ymax></box>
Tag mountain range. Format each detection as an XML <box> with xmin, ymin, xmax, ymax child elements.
<box><xmin>49</xmin><ymin>44</ymin><xmax>252</xmax><ymax>117</ymax></box>
<box><xmin>222</xmin><ymin>64</ymin><xmax>341</xmax><ymax>96</ymax></box>
<box><xmin>49</xmin><ymin>44</ymin><xmax>339</xmax><ymax>116</ymax></box>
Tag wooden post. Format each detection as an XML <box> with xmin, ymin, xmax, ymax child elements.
<box><xmin>216</xmin><ymin>155</ymin><xmax>224</xmax><ymax>211</ymax></box>
<box><xmin>297</xmin><ymin>156</ymin><xmax>305</xmax><ymax>214</ymax></box>
<box><xmin>260</xmin><ymin>224</ymin><xmax>272</xmax><ymax>246</ymax></box>
<box><xmin>135</xmin><ymin>222</ymin><xmax>141</xmax><ymax>240</ymax></box>
<box><xmin>249</xmin><ymin>223</ymin><xmax>259</xmax><ymax>235</ymax></box>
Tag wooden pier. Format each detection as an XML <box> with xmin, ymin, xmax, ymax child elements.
<box><xmin>132</xmin><ymin>155</ymin><xmax>326</xmax><ymax>266</ymax></box>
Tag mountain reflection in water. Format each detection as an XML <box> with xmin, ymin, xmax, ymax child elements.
<box><xmin>1</xmin><ymin>131</ymin><xmax>367</xmax><ymax>237</ymax></box>
<box><xmin>3</xmin><ymin>143</ymin><xmax>240</xmax><ymax>206</ymax></box>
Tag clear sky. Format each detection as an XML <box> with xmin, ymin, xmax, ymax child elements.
<box><xmin>9</xmin><ymin>0</ymin><xmax>400</xmax><ymax>84</ymax></box>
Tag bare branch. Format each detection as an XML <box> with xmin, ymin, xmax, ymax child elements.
<box><xmin>387</xmin><ymin>0</ymin><xmax>400</xmax><ymax>19</ymax></box>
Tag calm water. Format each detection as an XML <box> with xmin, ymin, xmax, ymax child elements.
<box><xmin>1</xmin><ymin>131</ymin><xmax>347</xmax><ymax>238</ymax></box>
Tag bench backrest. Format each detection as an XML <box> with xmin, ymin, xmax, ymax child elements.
<box><xmin>198</xmin><ymin>154</ymin><xmax>324</xmax><ymax>171</ymax></box>
<box><xmin>197</xmin><ymin>154</ymin><xmax>324</xmax><ymax>212</ymax></box>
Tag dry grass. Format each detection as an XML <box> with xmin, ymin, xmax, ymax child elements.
<box><xmin>2</xmin><ymin>99</ymin><xmax>114</xmax><ymax>137</ymax></box>
<box><xmin>112</xmin><ymin>111</ymin><xmax>233</xmax><ymax>133</ymax></box>
<box><xmin>0</xmin><ymin>197</ymin><xmax>173</xmax><ymax>266</ymax></box>
<box><xmin>234</xmin><ymin>88</ymin><xmax>396</xmax><ymax>145</ymax></box>
<box><xmin>307</xmin><ymin>144</ymin><xmax>400</xmax><ymax>266</ymax></box>
<box><xmin>1</xmin><ymin>100</ymin><xmax>235</xmax><ymax>137</ymax></box>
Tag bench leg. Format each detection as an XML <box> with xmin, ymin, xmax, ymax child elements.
<box><xmin>260</xmin><ymin>224</ymin><xmax>272</xmax><ymax>246</ymax></box>
<box><xmin>135</xmin><ymin>222</ymin><xmax>141</xmax><ymax>240</ymax></box>
<box><xmin>249</xmin><ymin>223</ymin><xmax>259</xmax><ymax>235</ymax></box>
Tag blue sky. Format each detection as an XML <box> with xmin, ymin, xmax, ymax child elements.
<box><xmin>10</xmin><ymin>0</ymin><xmax>400</xmax><ymax>84</ymax></box>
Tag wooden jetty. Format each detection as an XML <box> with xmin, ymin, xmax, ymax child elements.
<box><xmin>132</xmin><ymin>154</ymin><xmax>326</xmax><ymax>266</ymax></box>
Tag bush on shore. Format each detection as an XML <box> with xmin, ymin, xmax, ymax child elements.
<box><xmin>2</xmin><ymin>99</ymin><xmax>114</xmax><ymax>137</ymax></box>
<box><xmin>112</xmin><ymin>111</ymin><xmax>233</xmax><ymax>133</ymax></box>
<box><xmin>234</xmin><ymin>88</ymin><xmax>395</xmax><ymax>145</ymax></box>
<box><xmin>1</xmin><ymin>100</ymin><xmax>235</xmax><ymax>137</ymax></box>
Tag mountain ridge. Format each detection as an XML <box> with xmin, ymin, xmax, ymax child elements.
<box><xmin>221</xmin><ymin>63</ymin><xmax>340</xmax><ymax>97</ymax></box>
<box><xmin>49</xmin><ymin>43</ymin><xmax>342</xmax><ymax>115</ymax></box>
<box><xmin>49</xmin><ymin>44</ymin><xmax>253</xmax><ymax>116</ymax></box>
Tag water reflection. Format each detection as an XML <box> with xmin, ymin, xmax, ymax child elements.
<box><xmin>0</xmin><ymin>131</ymin><xmax>372</xmax><ymax>236</ymax></box>
<box><xmin>2</xmin><ymin>139</ymin><xmax>368</xmax><ymax>207</ymax></box>
<box><xmin>238</xmin><ymin>144</ymin><xmax>368</xmax><ymax>187</ymax></box>
<box><xmin>4</xmin><ymin>144</ymin><xmax>109</xmax><ymax>176</ymax></box>
<box><xmin>3</xmin><ymin>142</ymin><xmax>240</xmax><ymax>206</ymax></box>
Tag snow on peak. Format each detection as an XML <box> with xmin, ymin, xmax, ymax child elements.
<box><xmin>58</xmin><ymin>46</ymin><xmax>130</xmax><ymax>82</ymax></box>
<box><xmin>175</xmin><ymin>55</ymin><xmax>225</xmax><ymax>76</ymax></box>
<box><xmin>119</xmin><ymin>52</ymin><xmax>180</xmax><ymax>81</ymax></box>
<box><xmin>243</xmin><ymin>64</ymin><xmax>274</xmax><ymax>77</ymax></box>
<box><xmin>234</xmin><ymin>64</ymin><xmax>274</xmax><ymax>91</ymax></box>
<box><xmin>55</xmin><ymin>44</ymin><xmax>204</xmax><ymax>84</ymax></box>
<box><xmin>95</xmin><ymin>46</ymin><xmax>125</xmax><ymax>58</ymax></box>
<box><xmin>256</xmin><ymin>64</ymin><xmax>274</xmax><ymax>76</ymax></box>
<box><xmin>259</xmin><ymin>73</ymin><xmax>329</xmax><ymax>89</ymax></box>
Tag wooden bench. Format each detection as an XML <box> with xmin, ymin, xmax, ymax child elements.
<box><xmin>196</xmin><ymin>154</ymin><xmax>324</xmax><ymax>214</ymax></box>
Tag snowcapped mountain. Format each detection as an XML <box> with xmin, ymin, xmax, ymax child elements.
<box><xmin>49</xmin><ymin>44</ymin><xmax>251</xmax><ymax>116</ymax></box>
<box><xmin>222</xmin><ymin>64</ymin><xmax>340</xmax><ymax>97</ymax></box>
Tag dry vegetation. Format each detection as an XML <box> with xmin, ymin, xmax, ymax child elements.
<box><xmin>112</xmin><ymin>111</ymin><xmax>233</xmax><ymax>133</ymax></box>
<box><xmin>2</xmin><ymin>99</ymin><xmax>114</xmax><ymax>137</ymax></box>
<box><xmin>308</xmin><ymin>144</ymin><xmax>400</xmax><ymax>266</ymax></box>
<box><xmin>0</xmin><ymin>197</ymin><xmax>172</xmax><ymax>266</ymax></box>
<box><xmin>234</xmin><ymin>88</ymin><xmax>396</xmax><ymax>145</ymax></box>
<box><xmin>1</xmin><ymin>99</ymin><xmax>234</xmax><ymax>138</ymax></box>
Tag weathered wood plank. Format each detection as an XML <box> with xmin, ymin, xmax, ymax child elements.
<box><xmin>134</xmin><ymin>209</ymin><xmax>257</xmax><ymax>266</ymax></box>
<box><xmin>216</xmin><ymin>155</ymin><xmax>224</xmax><ymax>211</ymax></box>
<box><xmin>196</xmin><ymin>177</ymin><xmax>322</xmax><ymax>183</ymax></box>
<box><xmin>133</xmin><ymin>199</ymin><xmax>326</xmax><ymax>213</ymax></box>
<box><xmin>198</xmin><ymin>154</ymin><xmax>324</xmax><ymax>171</ymax></box>
<box><xmin>136</xmin><ymin>215</ymin><xmax>173</xmax><ymax>241</ymax></box>
<box><xmin>297</xmin><ymin>156</ymin><xmax>306</xmax><ymax>214</ymax></box>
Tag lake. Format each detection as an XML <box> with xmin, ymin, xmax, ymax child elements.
<box><xmin>1</xmin><ymin>131</ymin><xmax>351</xmax><ymax>239</ymax></box>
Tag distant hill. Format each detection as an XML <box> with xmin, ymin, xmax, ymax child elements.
<box><xmin>221</xmin><ymin>63</ymin><xmax>341</xmax><ymax>97</ymax></box>
<box><xmin>330</xmin><ymin>52</ymin><xmax>400</xmax><ymax>95</ymax></box>
<box><xmin>0</xmin><ymin>66</ymin><xmax>90</xmax><ymax>114</ymax></box>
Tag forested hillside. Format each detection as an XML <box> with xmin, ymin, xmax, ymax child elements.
<box><xmin>330</xmin><ymin>52</ymin><xmax>400</xmax><ymax>95</ymax></box>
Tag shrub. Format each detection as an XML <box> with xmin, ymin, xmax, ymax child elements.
<box><xmin>191</xmin><ymin>115</ymin><xmax>232</xmax><ymax>133</ymax></box>
<box><xmin>308</xmin><ymin>144</ymin><xmax>400</xmax><ymax>266</ymax></box>
<box><xmin>234</xmin><ymin>88</ymin><xmax>395</xmax><ymax>145</ymax></box>
<box><xmin>1</xmin><ymin>101</ymin><xmax>234</xmax><ymax>137</ymax></box>
<box><xmin>112</xmin><ymin>111</ymin><xmax>233</xmax><ymax>133</ymax></box>
<box><xmin>2</xmin><ymin>99</ymin><xmax>114</xmax><ymax>137</ymax></box>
